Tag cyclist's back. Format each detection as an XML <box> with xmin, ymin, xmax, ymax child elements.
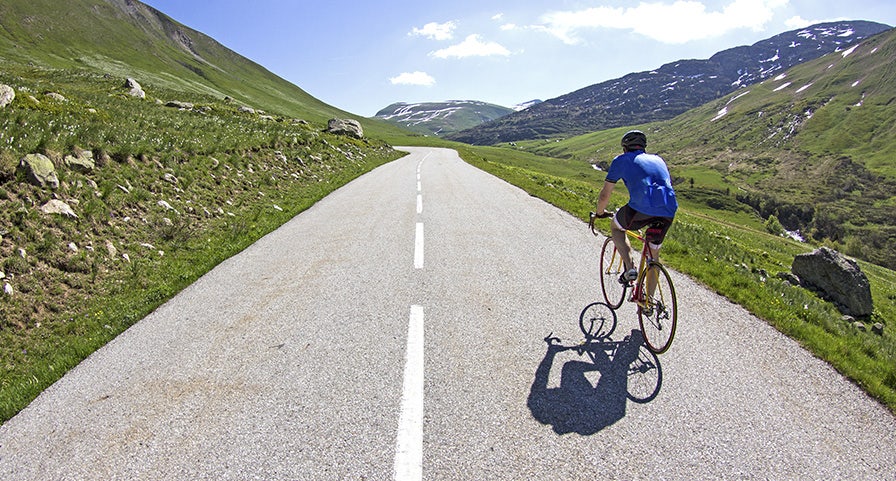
<box><xmin>605</xmin><ymin>149</ymin><xmax>677</xmax><ymax>219</ymax></box>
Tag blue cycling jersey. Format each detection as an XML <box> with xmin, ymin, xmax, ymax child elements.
<box><xmin>605</xmin><ymin>150</ymin><xmax>678</xmax><ymax>218</ymax></box>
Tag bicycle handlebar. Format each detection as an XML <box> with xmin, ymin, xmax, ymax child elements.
<box><xmin>588</xmin><ymin>211</ymin><xmax>613</xmax><ymax>236</ymax></box>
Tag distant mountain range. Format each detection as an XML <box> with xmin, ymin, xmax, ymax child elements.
<box><xmin>446</xmin><ymin>21</ymin><xmax>891</xmax><ymax>145</ymax></box>
<box><xmin>373</xmin><ymin>100</ymin><xmax>541</xmax><ymax>137</ymax></box>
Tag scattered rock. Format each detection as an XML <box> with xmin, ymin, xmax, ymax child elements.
<box><xmin>0</xmin><ymin>84</ymin><xmax>14</xmax><ymax>108</ymax></box>
<box><xmin>326</xmin><ymin>118</ymin><xmax>364</xmax><ymax>139</ymax></box>
<box><xmin>68</xmin><ymin>242</ymin><xmax>78</xmax><ymax>253</ymax></box>
<box><xmin>46</xmin><ymin>92</ymin><xmax>66</xmax><ymax>102</ymax></box>
<box><xmin>105</xmin><ymin>240</ymin><xmax>118</xmax><ymax>258</ymax></box>
<box><xmin>853</xmin><ymin>321</ymin><xmax>867</xmax><ymax>332</ymax></box>
<box><xmin>776</xmin><ymin>271</ymin><xmax>800</xmax><ymax>286</ymax></box>
<box><xmin>158</xmin><ymin>200</ymin><xmax>176</xmax><ymax>212</ymax></box>
<box><xmin>64</xmin><ymin>150</ymin><xmax>96</xmax><ymax>173</ymax></box>
<box><xmin>238</xmin><ymin>106</ymin><xmax>256</xmax><ymax>114</ymax></box>
<box><xmin>791</xmin><ymin>247</ymin><xmax>873</xmax><ymax>318</ymax></box>
<box><xmin>40</xmin><ymin>199</ymin><xmax>78</xmax><ymax>218</ymax></box>
<box><xmin>4</xmin><ymin>283</ymin><xmax>13</xmax><ymax>296</ymax></box>
<box><xmin>165</xmin><ymin>100</ymin><xmax>194</xmax><ymax>110</ymax></box>
<box><xmin>872</xmin><ymin>323</ymin><xmax>884</xmax><ymax>336</ymax></box>
<box><xmin>19</xmin><ymin>154</ymin><xmax>60</xmax><ymax>189</ymax></box>
<box><xmin>124</xmin><ymin>78</ymin><xmax>146</xmax><ymax>99</ymax></box>
<box><xmin>162</xmin><ymin>173</ymin><xmax>179</xmax><ymax>184</ymax></box>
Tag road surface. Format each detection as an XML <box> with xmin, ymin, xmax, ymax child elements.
<box><xmin>1</xmin><ymin>147</ymin><xmax>894</xmax><ymax>480</ymax></box>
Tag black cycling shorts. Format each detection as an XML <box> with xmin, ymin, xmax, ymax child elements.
<box><xmin>614</xmin><ymin>204</ymin><xmax>674</xmax><ymax>246</ymax></box>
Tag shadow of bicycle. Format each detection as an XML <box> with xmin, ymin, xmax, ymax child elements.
<box><xmin>527</xmin><ymin>328</ymin><xmax>662</xmax><ymax>435</ymax></box>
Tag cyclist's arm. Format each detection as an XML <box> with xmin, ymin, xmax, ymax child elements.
<box><xmin>595</xmin><ymin>180</ymin><xmax>617</xmax><ymax>216</ymax></box>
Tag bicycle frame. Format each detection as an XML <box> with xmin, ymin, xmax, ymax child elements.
<box><xmin>612</xmin><ymin>230</ymin><xmax>661</xmax><ymax>308</ymax></box>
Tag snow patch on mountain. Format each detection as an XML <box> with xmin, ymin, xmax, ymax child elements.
<box><xmin>513</xmin><ymin>99</ymin><xmax>542</xmax><ymax>111</ymax></box>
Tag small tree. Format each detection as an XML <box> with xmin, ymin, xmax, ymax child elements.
<box><xmin>765</xmin><ymin>214</ymin><xmax>785</xmax><ymax>236</ymax></box>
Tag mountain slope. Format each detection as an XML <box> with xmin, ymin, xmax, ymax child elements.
<box><xmin>0</xmin><ymin>0</ymin><xmax>405</xmax><ymax>138</ymax></box>
<box><xmin>374</xmin><ymin>100</ymin><xmax>515</xmax><ymax>136</ymax></box>
<box><xmin>517</xmin><ymin>28</ymin><xmax>896</xmax><ymax>269</ymax></box>
<box><xmin>448</xmin><ymin>21</ymin><xmax>891</xmax><ymax>145</ymax></box>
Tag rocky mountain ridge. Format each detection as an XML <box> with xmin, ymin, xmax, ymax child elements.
<box><xmin>447</xmin><ymin>20</ymin><xmax>892</xmax><ymax>145</ymax></box>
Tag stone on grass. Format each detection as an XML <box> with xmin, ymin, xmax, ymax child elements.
<box><xmin>19</xmin><ymin>154</ymin><xmax>60</xmax><ymax>189</ymax></box>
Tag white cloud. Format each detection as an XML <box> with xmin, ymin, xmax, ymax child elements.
<box><xmin>430</xmin><ymin>34</ymin><xmax>511</xmax><ymax>59</ymax></box>
<box><xmin>389</xmin><ymin>71</ymin><xmax>436</xmax><ymax>86</ymax></box>
<box><xmin>492</xmin><ymin>13</ymin><xmax>504</xmax><ymax>21</ymax></box>
<box><xmin>536</xmin><ymin>0</ymin><xmax>790</xmax><ymax>45</ymax></box>
<box><xmin>410</xmin><ymin>21</ymin><xmax>457</xmax><ymax>41</ymax></box>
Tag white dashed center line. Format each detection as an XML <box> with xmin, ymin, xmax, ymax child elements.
<box><xmin>414</xmin><ymin>223</ymin><xmax>424</xmax><ymax>269</ymax></box>
<box><xmin>395</xmin><ymin>155</ymin><xmax>429</xmax><ymax>480</ymax></box>
<box><xmin>394</xmin><ymin>305</ymin><xmax>425</xmax><ymax>481</ymax></box>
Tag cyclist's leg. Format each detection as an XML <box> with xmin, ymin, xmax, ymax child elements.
<box><xmin>644</xmin><ymin>218</ymin><xmax>674</xmax><ymax>297</ymax></box>
<box><xmin>611</xmin><ymin>206</ymin><xmax>637</xmax><ymax>272</ymax></box>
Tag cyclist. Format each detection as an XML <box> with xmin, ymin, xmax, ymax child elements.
<box><xmin>593</xmin><ymin>130</ymin><xmax>678</xmax><ymax>285</ymax></box>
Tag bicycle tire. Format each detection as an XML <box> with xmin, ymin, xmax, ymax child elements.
<box><xmin>599</xmin><ymin>237</ymin><xmax>626</xmax><ymax>309</ymax></box>
<box><xmin>578</xmin><ymin>301</ymin><xmax>617</xmax><ymax>339</ymax></box>
<box><xmin>637</xmin><ymin>262</ymin><xmax>678</xmax><ymax>354</ymax></box>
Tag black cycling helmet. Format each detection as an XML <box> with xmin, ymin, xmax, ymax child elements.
<box><xmin>621</xmin><ymin>130</ymin><xmax>647</xmax><ymax>150</ymax></box>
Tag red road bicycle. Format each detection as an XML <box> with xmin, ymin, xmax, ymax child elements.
<box><xmin>589</xmin><ymin>212</ymin><xmax>678</xmax><ymax>354</ymax></box>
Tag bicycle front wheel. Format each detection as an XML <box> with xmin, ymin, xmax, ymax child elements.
<box><xmin>637</xmin><ymin>262</ymin><xmax>678</xmax><ymax>354</ymax></box>
<box><xmin>599</xmin><ymin>237</ymin><xmax>626</xmax><ymax>309</ymax></box>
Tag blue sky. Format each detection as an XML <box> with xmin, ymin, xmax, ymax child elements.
<box><xmin>141</xmin><ymin>0</ymin><xmax>896</xmax><ymax>117</ymax></box>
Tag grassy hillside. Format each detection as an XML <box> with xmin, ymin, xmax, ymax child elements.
<box><xmin>0</xmin><ymin>0</ymin><xmax>406</xmax><ymax>139</ymax></box>
<box><xmin>509</xmin><ymin>28</ymin><xmax>896</xmax><ymax>270</ymax></box>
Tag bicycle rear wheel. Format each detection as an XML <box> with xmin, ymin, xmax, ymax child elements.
<box><xmin>637</xmin><ymin>262</ymin><xmax>678</xmax><ymax>354</ymax></box>
<box><xmin>599</xmin><ymin>237</ymin><xmax>626</xmax><ymax>309</ymax></box>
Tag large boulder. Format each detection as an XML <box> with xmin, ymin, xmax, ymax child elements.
<box><xmin>18</xmin><ymin>154</ymin><xmax>60</xmax><ymax>189</ymax></box>
<box><xmin>791</xmin><ymin>247</ymin><xmax>873</xmax><ymax>318</ymax></box>
<box><xmin>326</xmin><ymin>118</ymin><xmax>363</xmax><ymax>139</ymax></box>
<box><xmin>0</xmin><ymin>84</ymin><xmax>14</xmax><ymax>108</ymax></box>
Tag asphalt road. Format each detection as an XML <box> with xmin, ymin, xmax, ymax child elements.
<box><xmin>1</xmin><ymin>147</ymin><xmax>894</xmax><ymax>480</ymax></box>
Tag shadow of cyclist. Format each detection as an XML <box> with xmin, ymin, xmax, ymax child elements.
<box><xmin>527</xmin><ymin>330</ymin><xmax>655</xmax><ymax>435</ymax></box>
